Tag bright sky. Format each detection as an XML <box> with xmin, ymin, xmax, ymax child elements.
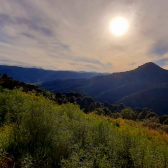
<box><xmin>0</xmin><ymin>0</ymin><xmax>168</xmax><ymax>72</ymax></box>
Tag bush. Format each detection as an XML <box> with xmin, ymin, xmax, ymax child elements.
<box><xmin>159</xmin><ymin>115</ymin><xmax>168</xmax><ymax>124</ymax></box>
<box><xmin>143</xmin><ymin>120</ymin><xmax>161</xmax><ymax>130</ymax></box>
<box><xmin>163</xmin><ymin>118</ymin><xmax>168</xmax><ymax>125</ymax></box>
<box><xmin>121</xmin><ymin>109</ymin><xmax>136</xmax><ymax>120</ymax></box>
<box><xmin>145</xmin><ymin>112</ymin><xmax>157</xmax><ymax>119</ymax></box>
<box><xmin>94</xmin><ymin>108</ymin><xmax>105</xmax><ymax>115</ymax></box>
<box><xmin>160</xmin><ymin>125</ymin><xmax>168</xmax><ymax>133</ymax></box>
<box><xmin>110</xmin><ymin>112</ymin><xmax>122</xmax><ymax>119</ymax></box>
<box><xmin>138</xmin><ymin>108</ymin><xmax>150</xmax><ymax>120</ymax></box>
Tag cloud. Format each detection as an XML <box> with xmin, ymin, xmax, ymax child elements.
<box><xmin>104</xmin><ymin>63</ymin><xmax>113</xmax><ymax>70</ymax></box>
<box><xmin>75</xmin><ymin>58</ymin><xmax>103</xmax><ymax>66</ymax></box>
<box><xmin>150</xmin><ymin>42</ymin><xmax>168</xmax><ymax>56</ymax></box>
<box><xmin>0</xmin><ymin>0</ymin><xmax>168</xmax><ymax>72</ymax></box>
<box><xmin>0</xmin><ymin>59</ymin><xmax>11</xmax><ymax>63</ymax></box>
<box><xmin>151</xmin><ymin>46</ymin><xmax>168</xmax><ymax>56</ymax></box>
<box><xmin>128</xmin><ymin>62</ymin><xmax>136</xmax><ymax>66</ymax></box>
<box><xmin>154</xmin><ymin>58</ymin><xmax>168</xmax><ymax>66</ymax></box>
<box><xmin>85</xmin><ymin>64</ymin><xmax>100</xmax><ymax>72</ymax></box>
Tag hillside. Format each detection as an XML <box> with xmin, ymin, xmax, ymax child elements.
<box><xmin>118</xmin><ymin>85</ymin><xmax>168</xmax><ymax>115</ymax></box>
<box><xmin>0</xmin><ymin>65</ymin><xmax>104</xmax><ymax>83</ymax></box>
<box><xmin>0</xmin><ymin>73</ymin><xmax>160</xmax><ymax>120</ymax></box>
<box><xmin>39</xmin><ymin>78</ymin><xmax>88</xmax><ymax>95</ymax></box>
<box><xmin>1</xmin><ymin>87</ymin><xmax>168</xmax><ymax>167</ymax></box>
<box><xmin>40</xmin><ymin>62</ymin><xmax>168</xmax><ymax>97</ymax></box>
<box><xmin>39</xmin><ymin>62</ymin><xmax>168</xmax><ymax>114</ymax></box>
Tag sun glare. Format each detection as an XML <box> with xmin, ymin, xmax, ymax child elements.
<box><xmin>110</xmin><ymin>17</ymin><xmax>129</xmax><ymax>36</ymax></box>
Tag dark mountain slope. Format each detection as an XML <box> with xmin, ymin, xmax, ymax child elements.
<box><xmin>39</xmin><ymin>62</ymin><xmax>168</xmax><ymax>114</ymax></box>
<box><xmin>95</xmin><ymin>82</ymin><xmax>153</xmax><ymax>103</ymax></box>
<box><xmin>0</xmin><ymin>65</ymin><xmax>104</xmax><ymax>83</ymax></box>
<box><xmin>40</xmin><ymin>62</ymin><xmax>168</xmax><ymax>99</ymax></box>
<box><xmin>93</xmin><ymin>63</ymin><xmax>168</xmax><ymax>103</ymax></box>
<box><xmin>39</xmin><ymin>79</ymin><xmax>88</xmax><ymax>95</ymax></box>
<box><xmin>117</xmin><ymin>85</ymin><xmax>168</xmax><ymax>115</ymax></box>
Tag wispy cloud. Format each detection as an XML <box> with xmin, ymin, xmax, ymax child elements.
<box><xmin>75</xmin><ymin>58</ymin><xmax>103</xmax><ymax>66</ymax></box>
<box><xmin>150</xmin><ymin>42</ymin><xmax>168</xmax><ymax>56</ymax></box>
<box><xmin>154</xmin><ymin>58</ymin><xmax>168</xmax><ymax>66</ymax></box>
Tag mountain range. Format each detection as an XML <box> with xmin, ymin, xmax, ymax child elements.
<box><xmin>0</xmin><ymin>65</ymin><xmax>104</xmax><ymax>83</ymax></box>
<box><xmin>39</xmin><ymin>62</ymin><xmax>168</xmax><ymax>115</ymax></box>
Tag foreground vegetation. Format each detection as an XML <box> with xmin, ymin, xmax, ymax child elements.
<box><xmin>0</xmin><ymin>88</ymin><xmax>168</xmax><ymax>167</ymax></box>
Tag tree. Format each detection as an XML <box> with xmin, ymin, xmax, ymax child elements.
<box><xmin>163</xmin><ymin>118</ymin><xmax>168</xmax><ymax>125</ymax></box>
<box><xmin>121</xmin><ymin>109</ymin><xmax>136</xmax><ymax>120</ymax></box>
<box><xmin>145</xmin><ymin>112</ymin><xmax>157</xmax><ymax>119</ymax></box>
<box><xmin>117</xmin><ymin>103</ymin><xmax>125</xmax><ymax>112</ymax></box>
<box><xmin>113</xmin><ymin>105</ymin><xmax>119</xmax><ymax>112</ymax></box>
<box><xmin>88</xmin><ymin>103</ymin><xmax>95</xmax><ymax>112</ymax></box>
<box><xmin>94</xmin><ymin>101</ymin><xmax>103</xmax><ymax>108</ymax></box>
<box><xmin>159</xmin><ymin>115</ymin><xmax>168</xmax><ymax>124</ymax></box>
<box><xmin>103</xmin><ymin>107</ymin><xmax>111</xmax><ymax>116</ymax></box>
<box><xmin>66</xmin><ymin>92</ymin><xmax>82</xmax><ymax>99</ymax></box>
<box><xmin>69</xmin><ymin>96</ymin><xmax>76</xmax><ymax>103</ymax></box>
<box><xmin>56</xmin><ymin>92</ymin><xmax>62</xmax><ymax>99</ymax></box>
<box><xmin>104</xmin><ymin>101</ymin><xmax>110</xmax><ymax>107</ymax></box>
<box><xmin>108</xmin><ymin>104</ymin><xmax>114</xmax><ymax>113</ymax></box>
<box><xmin>111</xmin><ymin>112</ymin><xmax>122</xmax><ymax>119</ymax></box>
<box><xmin>80</xmin><ymin>97</ymin><xmax>94</xmax><ymax>113</ymax></box>
<box><xmin>2</xmin><ymin>73</ymin><xmax>13</xmax><ymax>80</ymax></box>
<box><xmin>77</xmin><ymin>97</ymin><xmax>82</xmax><ymax>104</ymax></box>
<box><xmin>138</xmin><ymin>108</ymin><xmax>150</xmax><ymax>120</ymax></box>
<box><xmin>94</xmin><ymin>108</ymin><xmax>105</xmax><ymax>115</ymax></box>
<box><xmin>133</xmin><ymin>107</ymin><xmax>143</xmax><ymax>114</ymax></box>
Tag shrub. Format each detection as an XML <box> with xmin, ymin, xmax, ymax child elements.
<box><xmin>145</xmin><ymin>112</ymin><xmax>157</xmax><ymax>119</ymax></box>
<box><xmin>163</xmin><ymin>118</ymin><xmax>168</xmax><ymax>125</ymax></box>
<box><xmin>159</xmin><ymin>115</ymin><xmax>168</xmax><ymax>124</ymax></box>
<box><xmin>110</xmin><ymin>112</ymin><xmax>122</xmax><ymax>119</ymax></box>
<box><xmin>121</xmin><ymin>109</ymin><xmax>136</xmax><ymax>120</ymax></box>
<box><xmin>160</xmin><ymin>125</ymin><xmax>168</xmax><ymax>133</ymax></box>
<box><xmin>138</xmin><ymin>108</ymin><xmax>150</xmax><ymax>119</ymax></box>
<box><xmin>94</xmin><ymin>108</ymin><xmax>105</xmax><ymax>115</ymax></box>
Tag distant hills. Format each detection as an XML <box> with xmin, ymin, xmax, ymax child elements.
<box><xmin>118</xmin><ymin>85</ymin><xmax>168</xmax><ymax>114</ymax></box>
<box><xmin>39</xmin><ymin>62</ymin><xmax>168</xmax><ymax>115</ymax></box>
<box><xmin>1</xmin><ymin>63</ymin><xmax>168</xmax><ymax>115</ymax></box>
<box><xmin>0</xmin><ymin>65</ymin><xmax>105</xmax><ymax>83</ymax></box>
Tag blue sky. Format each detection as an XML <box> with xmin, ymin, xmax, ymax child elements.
<box><xmin>0</xmin><ymin>0</ymin><xmax>168</xmax><ymax>72</ymax></box>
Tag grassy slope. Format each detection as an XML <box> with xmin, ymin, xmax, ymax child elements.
<box><xmin>0</xmin><ymin>88</ymin><xmax>168</xmax><ymax>167</ymax></box>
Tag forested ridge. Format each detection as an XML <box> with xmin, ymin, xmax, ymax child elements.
<box><xmin>1</xmin><ymin>73</ymin><xmax>168</xmax><ymax>125</ymax></box>
<box><xmin>39</xmin><ymin>62</ymin><xmax>168</xmax><ymax>115</ymax></box>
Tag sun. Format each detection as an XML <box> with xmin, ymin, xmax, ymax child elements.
<box><xmin>110</xmin><ymin>17</ymin><xmax>129</xmax><ymax>36</ymax></box>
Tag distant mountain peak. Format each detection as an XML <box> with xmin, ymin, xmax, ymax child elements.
<box><xmin>136</xmin><ymin>62</ymin><xmax>162</xmax><ymax>71</ymax></box>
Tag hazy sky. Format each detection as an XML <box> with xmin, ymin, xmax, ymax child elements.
<box><xmin>0</xmin><ymin>0</ymin><xmax>168</xmax><ymax>72</ymax></box>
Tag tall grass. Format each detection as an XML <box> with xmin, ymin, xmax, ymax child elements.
<box><xmin>0</xmin><ymin>88</ymin><xmax>168</xmax><ymax>167</ymax></box>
